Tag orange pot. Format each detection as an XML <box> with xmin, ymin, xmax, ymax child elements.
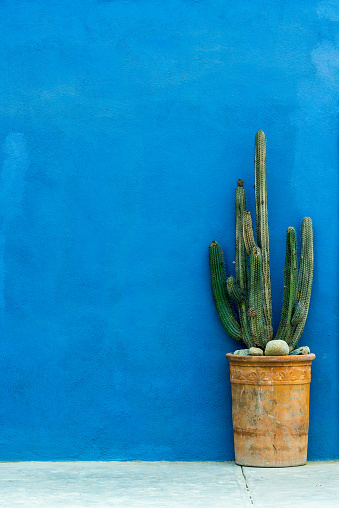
<box><xmin>226</xmin><ymin>353</ymin><xmax>315</xmax><ymax>467</ymax></box>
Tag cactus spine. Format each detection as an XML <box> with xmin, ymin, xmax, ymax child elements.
<box><xmin>209</xmin><ymin>131</ymin><xmax>313</xmax><ymax>350</ymax></box>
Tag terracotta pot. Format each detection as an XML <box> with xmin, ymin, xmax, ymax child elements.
<box><xmin>226</xmin><ymin>353</ymin><xmax>316</xmax><ymax>467</ymax></box>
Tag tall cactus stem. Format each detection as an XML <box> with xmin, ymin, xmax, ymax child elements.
<box><xmin>254</xmin><ymin>131</ymin><xmax>273</xmax><ymax>341</ymax></box>
<box><xmin>289</xmin><ymin>217</ymin><xmax>314</xmax><ymax>349</ymax></box>
<box><xmin>209</xmin><ymin>241</ymin><xmax>243</xmax><ymax>341</ymax></box>
<box><xmin>275</xmin><ymin>227</ymin><xmax>297</xmax><ymax>342</ymax></box>
<box><xmin>235</xmin><ymin>180</ymin><xmax>253</xmax><ymax>347</ymax></box>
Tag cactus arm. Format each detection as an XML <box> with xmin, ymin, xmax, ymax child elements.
<box><xmin>289</xmin><ymin>217</ymin><xmax>314</xmax><ymax>349</ymax></box>
<box><xmin>235</xmin><ymin>180</ymin><xmax>253</xmax><ymax>348</ymax></box>
<box><xmin>290</xmin><ymin>302</ymin><xmax>306</xmax><ymax>327</ymax></box>
<box><xmin>254</xmin><ymin>131</ymin><xmax>273</xmax><ymax>341</ymax></box>
<box><xmin>243</xmin><ymin>210</ymin><xmax>257</xmax><ymax>255</ymax></box>
<box><xmin>275</xmin><ymin>227</ymin><xmax>298</xmax><ymax>342</ymax></box>
<box><xmin>209</xmin><ymin>241</ymin><xmax>243</xmax><ymax>341</ymax></box>
<box><xmin>285</xmin><ymin>227</ymin><xmax>298</xmax><ymax>326</ymax></box>
<box><xmin>227</xmin><ymin>276</ymin><xmax>244</xmax><ymax>303</ymax></box>
<box><xmin>248</xmin><ymin>247</ymin><xmax>266</xmax><ymax>348</ymax></box>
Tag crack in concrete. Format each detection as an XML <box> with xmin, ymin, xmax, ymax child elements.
<box><xmin>241</xmin><ymin>466</ymin><xmax>254</xmax><ymax>506</ymax></box>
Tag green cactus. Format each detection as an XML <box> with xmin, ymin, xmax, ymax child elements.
<box><xmin>208</xmin><ymin>131</ymin><xmax>314</xmax><ymax>351</ymax></box>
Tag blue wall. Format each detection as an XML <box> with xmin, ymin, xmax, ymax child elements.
<box><xmin>0</xmin><ymin>0</ymin><xmax>338</xmax><ymax>460</ymax></box>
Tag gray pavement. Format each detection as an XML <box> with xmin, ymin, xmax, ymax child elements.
<box><xmin>0</xmin><ymin>461</ymin><xmax>337</xmax><ymax>507</ymax></box>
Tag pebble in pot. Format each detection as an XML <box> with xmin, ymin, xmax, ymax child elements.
<box><xmin>289</xmin><ymin>346</ymin><xmax>311</xmax><ymax>355</ymax></box>
<box><xmin>265</xmin><ymin>339</ymin><xmax>289</xmax><ymax>356</ymax></box>
<box><xmin>249</xmin><ymin>347</ymin><xmax>264</xmax><ymax>356</ymax></box>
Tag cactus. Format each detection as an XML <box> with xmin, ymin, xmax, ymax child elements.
<box><xmin>209</xmin><ymin>131</ymin><xmax>314</xmax><ymax>351</ymax></box>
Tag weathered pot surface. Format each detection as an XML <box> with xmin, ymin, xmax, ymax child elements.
<box><xmin>226</xmin><ymin>353</ymin><xmax>315</xmax><ymax>467</ymax></box>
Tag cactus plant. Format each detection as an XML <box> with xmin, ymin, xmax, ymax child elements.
<box><xmin>209</xmin><ymin>131</ymin><xmax>313</xmax><ymax>353</ymax></box>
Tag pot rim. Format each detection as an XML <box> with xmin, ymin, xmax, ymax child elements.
<box><xmin>226</xmin><ymin>353</ymin><xmax>315</xmax><ymax>364</ymax></box>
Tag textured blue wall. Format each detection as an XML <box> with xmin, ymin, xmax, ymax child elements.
<box><xmin>0</xmin><ymin>0</ymin><xmax>338</xmax><ymax>460</ymax></box>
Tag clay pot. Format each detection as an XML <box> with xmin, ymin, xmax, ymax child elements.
<box><xmin>226</xmin><ymin>353</ymin><xmax>316</xmax><ymax>467</ymax></box>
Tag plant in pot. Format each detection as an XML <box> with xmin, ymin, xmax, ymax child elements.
<box><xmin>209</xmin><ymin>131</ymin><xmax>315</xmax><ymax>467</ymax></box>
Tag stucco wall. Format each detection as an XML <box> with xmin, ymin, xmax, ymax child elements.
<box><xmin>0</xmin><ymin>0</ymin><xmax>338</xmax><ymax>460</ymax></box>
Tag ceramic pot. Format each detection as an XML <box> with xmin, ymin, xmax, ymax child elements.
<box><xmin>226</xmin><ymin>353</ymin><xmax>316</xmax><ymax>467</ymax></box>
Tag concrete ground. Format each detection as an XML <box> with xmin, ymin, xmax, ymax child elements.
<box><xmin>0</xmin><ymin>461</ymin><xmax>338</xmax><ymax>507</ymax></box>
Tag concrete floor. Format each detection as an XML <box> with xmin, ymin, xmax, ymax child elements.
<box><xmin>0</xmin><ymin>461</ymin><xmax>338</xmax><ymax>507</ymax></box>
